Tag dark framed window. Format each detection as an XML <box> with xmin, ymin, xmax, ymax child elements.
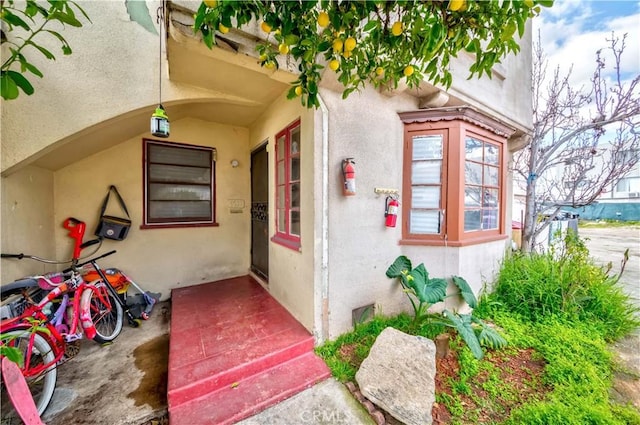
<box><xmin>142</xmin><ymin>139</ymin><xmax>217</xmax><ymax>228</ymax></box>
<box><xmin>272</xmin><ymin>119</ymin><xmax>301</xmax><ymax>250</ymax></box>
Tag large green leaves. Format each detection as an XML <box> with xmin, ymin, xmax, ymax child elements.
<box><xmin>452</xmin><ymin>275</ymin><xmax>478</xmax><ymax>309</ymax></box>
<box><xmin>1</xmin><ymin>0</ymin><xmax>90</xmax><ymax>100</ymax></box>
<box><xmin>444</xmin><ymin>311</ymin><xmax>484</xmax><ymax>359</ymax></box>
<box><xmin>385</xmin><ymin>255</ymin><xmax>412</xmax><ymax>279</ymax></box>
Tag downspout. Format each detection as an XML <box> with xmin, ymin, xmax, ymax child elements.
<box><xmin>317</xmin><ymin>93</ymin><xmax>330</xmax><ymax>343</ymax></box>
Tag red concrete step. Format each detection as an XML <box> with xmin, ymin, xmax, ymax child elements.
<box><xmin>169</xmin><ymin>351</ymin><xmax>331</xmax><ymax>425</ymax></box>
<box><xmin>167</xmin><ymin>332</ymin><xmax>315</xmax><ymax>408</ymax></box>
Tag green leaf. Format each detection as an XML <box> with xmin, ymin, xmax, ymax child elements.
<box><xmin>284</xmin><ymin>34</ymin><xmax>299</xmax><ymax>46</ymax></box>
<box><xmin>386</xmin><ymin>255</ymin><xmax>412</xmax><ymax>278</ymax></box>
<box><xmin>1</xmin><ymin>73</ymin><xmax>20</xmax><ymax>100</ymax></box>
<box><xmin>7</xmin><ymin>71</ymin><xmax>34</xmax><ymax>95</ymax></box>
<box><xmin>2</xmin><ymin>10</ymin><xmax>31</xmax><ymax>31</ymax></box>
<box><xmin>444</xmin><ymin>311</ymin><xmax>484</xmax><ymax>359</ymax></box>
<box><xmin>27</xmin><ymin>41</ymin><xmax>55</xmax><ymax>60</ymax></box>
<box><xmin>0</xmin><ymin>346</ymin><xmax>24</xmax><ymax>366</ymax></box>
<box><xmin>45</xmin><ymin>30</ymin><xmax>72</xmax><ymax>54</ymax></box>
<box><xmin>363</xmin><ymin>20</ymin><xmax>378</xmax><ymax>32</ymax></box>
<box><xmin>50</xmin><ymin>10</ymin><xmax>82</xmax><ymax>27</ymax></box>
<box><xmin>538</xmin><ymin>0</ymin><xmax>554</xmax><ymax>6</ymax></box>
<box><xmin>21</xmin><ymin>61</ymin><xmax>44</xmax><ymax>78</ymax></box>
<box><xmin>451</xmin><ymin>276</ymin><xmax>477</xmax><ymax>308</ymax></box>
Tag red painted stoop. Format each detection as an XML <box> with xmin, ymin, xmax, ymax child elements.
<box><xmin>168</xmin><ymin>276</ymin><xmax>331</xmax><ymax>425</ymax></box>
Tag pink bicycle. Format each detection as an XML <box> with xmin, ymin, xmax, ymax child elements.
<box><xmin>0</xmin><ymin>218</ymin><xmax>137</xmax><ymax>421</ymax></box>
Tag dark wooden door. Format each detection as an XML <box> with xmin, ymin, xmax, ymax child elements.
<box><xmin>250</xmin><ymin>144</ymin><xmax>269</xmax><ymax>281</ymax></box>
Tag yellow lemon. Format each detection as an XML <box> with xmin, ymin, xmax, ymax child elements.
<box><xmin>332</xmin><ymin>39</ymin><xmax>343</xmax><ymax>52</ymax></box>
<box><xmin>317</xmin><ymin>11</ymin><xmax>330</xmax><ymax>27</ymax></box>
<box><xmin>524</xmin><ymin>0</ymin><xmax>534</xmax><ymax>7</ymax></box>
<box><xmin>391</xmin><ymin>21</ymin><xmax>403</xmax><ymax>36</ymax></box>
<box><xmin>342</xmin><ymin>50</ymin><xmax>352</xmax><ymax>58</ymax></box>
<box><xmin>278</xmin><ymin>43</ymin><xmax>289</xmax><ymax>54</ymax></box>
<box><xmin>261</xmin><ymin>21</ymin><xmax>272</xmax><ymax>33</ymax></box>
<box><xmin>344</xmin><ymin>37</ymin><xmax>356</xmax><ymax>52</ymax></box>
<box><xmin>295</xmin><ymin>86</ymin><xmax>303</xmax><ymax>96</ymax></box>
<box><xmin>259</xmin><ymin>54</ymin><xmax>267</xmax><ymax>62</ymax></box>
<box><xmin>264</xmin><ymin>61</ymin><xmax>276</xmax><ymax>70</ymax></box>
<box><xmin>204</xmin><ymin>0</ymin><xmax>217</xmax><ymax>8</ymax></box>
<box><xmin>375</xmin><ymin>66</ymin><xmax>384</xmax><ymax>76</ymax></box>
<box><xmin>403</xmin><ymin>65</ymin><xmax>414</xmax><ymax>77</ymax></box>
<box><xmin>329</xmin><ymin>59</ymin><xmax>340</xmax><ymax>71</ymax></box>
<box><xmin>448</xmin><ymin>0</ymin><xmax>465</xmax><ymax>11</ymax></box>
<box><xmin>218</xmin><ymin>23</ymin><xmax>229</xmax><ymax>34</ymax></box>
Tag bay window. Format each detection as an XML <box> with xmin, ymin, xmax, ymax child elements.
<box><xmin>400</xmin><ymin>108</ymin><xmax>514</xmax><ymax>246</ymax></box>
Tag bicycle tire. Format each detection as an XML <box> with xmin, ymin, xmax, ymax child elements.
<box><xmin>81</xmin><ymin>283</ymin><xmax>123</xmax><ymax>344</ymax></box>
<box><xmin>0</xmin><ymin>329</ymin><xmax>58</xmax><ymax>417</ymax></box>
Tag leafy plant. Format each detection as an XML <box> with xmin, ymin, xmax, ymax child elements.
<box><xmin>0</xmin><ymin>317</ymin><xmax>51</xmax><ymax>367</ymax></box>
<box><xmin>193</xmin><ymin>0</ymin><xmax>553</xmax><ymax>108</ymax></box>
<box><xmin>482</xmin><ymin>231</ymin><xmax>639</xmax><ymax>341</ymax></box>
<box><xmin>386</xmin><ymin>255</ymin><xmax>506</xmax><ymax>359</ymax></box>
<box><xmin>1</xmin><ymin>0</ymin><xmax>90</xmax><ymax>100</ymax></box>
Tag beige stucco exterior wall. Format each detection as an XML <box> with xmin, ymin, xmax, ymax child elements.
<box><xmin>49</xmin><ymin>117</ymin><xmax>251</xmax><ymax>298</ymax></box>
<box><xmin>1</xmin><ymin>167</ymin><xmax>56</xmax><ymax>281</ymax></box>
<box><xmin>248</xmin><ymin>95</ymin><xmax>316</xmax><ymax>332</ymax></box>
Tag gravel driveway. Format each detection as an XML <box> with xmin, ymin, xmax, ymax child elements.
<box><xmin>578</xmin><ymin>224</ymin><xmax>640</xmax><ymax>311</ymax></box>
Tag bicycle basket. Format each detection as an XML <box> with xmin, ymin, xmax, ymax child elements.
<box><xmin>0</xmin><ymin>287</ymin><xmax>45</xmax><ymax>320</ymax></box>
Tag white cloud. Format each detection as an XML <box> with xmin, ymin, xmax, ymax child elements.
<box><xmin>532</xmin><ymin>1</ymin><xmax>639</xmax><ymax>89</ymax></box>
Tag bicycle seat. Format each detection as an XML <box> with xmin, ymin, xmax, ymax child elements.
<box><xmin>0</xmin><ymin>278</ymin><xmax>40</xmax><ymax>298</ymax></box>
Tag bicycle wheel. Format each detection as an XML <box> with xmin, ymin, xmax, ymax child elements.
<box><xmin>81</xmin><ymin>282</ymin><xmax>123</xmax><ymax>344</ymax></box>
<box><xmin>0</xmin><ymin>329</ymin><xmax>58</xmax><ymax>418</ymax></box>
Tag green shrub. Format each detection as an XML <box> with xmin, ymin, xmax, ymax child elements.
<box><xmin>484</xmin><ymin>232</ymin><xmax>639</xmax><ymax>341</ymax></box>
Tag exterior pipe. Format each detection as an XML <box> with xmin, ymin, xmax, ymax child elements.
<box><xmin>317</xmin><ymin>93</ymin><xmax>330</xmax><ymax>343</ymax></box>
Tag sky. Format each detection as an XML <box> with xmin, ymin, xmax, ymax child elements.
<box><xmin>532</xmin><ymin>0</ymin><xmax>640</xmax><ymax>88</ymax></box>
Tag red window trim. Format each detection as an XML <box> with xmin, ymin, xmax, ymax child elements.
<box><xmin>399</xmin><ymin>108</ymin><xmax>514</xmax><ymax>247</ymax></box>
<box><xmin>271</xmin><ymin>119</ymin><xmax>301</xmax><ymax>251</ymax></box>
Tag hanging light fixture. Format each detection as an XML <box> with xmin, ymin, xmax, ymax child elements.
<box><xmin>151</xmin><ymin>3</ymin><xmax>170</xmax><ymax>138</ymax></box>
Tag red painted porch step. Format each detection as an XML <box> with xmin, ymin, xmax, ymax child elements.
<box><xmin>167</xmin><ymin>277</ymin><xmax>331</xmax><ymax>424</ymax></box>
<box><xmin>169</xmin><ymin>351</ymin><xmax>331</xmax><ymax>425</ymax></box>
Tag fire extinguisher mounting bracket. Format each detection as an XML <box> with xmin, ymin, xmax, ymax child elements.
<box><xmin>374</xmin><ymin>188</ymin><xmax>399</xmax><ymax>195</ymax></box>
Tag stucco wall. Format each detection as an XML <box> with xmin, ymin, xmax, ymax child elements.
<box><xmin>249</xmin><ymin>95</ymin><xmax>317</xmax><ymax>332</ymax></box>
<box><xmin>50</xmin><ymin>117</ymin><xmax>251</xmax><ymax>298</ymax></box>
<box><xmin>1</xmin><ymin>167</ymin><xmax>56</xmax><ymax>282</ymax></box>
<box><xmin>320</xmin><ymin>85</ymin><xmax>513</xmax><ymax>338</ymax></box>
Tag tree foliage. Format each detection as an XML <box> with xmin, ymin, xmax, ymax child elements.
<box><xmin>515</xmin><ymin>32</ymin><xmax>640</xmax><ymax>252</ymax></box>
<box><xmin>194</xmin><ymin>0</ymin><xmax>552</xmax><ymax>108</ymax></box>
<box><xmin>1</xmin><ymin>0</ymin><xmax>90</xmax><ymax>100</ymax></box>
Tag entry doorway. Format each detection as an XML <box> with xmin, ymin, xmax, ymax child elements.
<box><xmin>250</xmin><ymin>143</ymin><xmax>269</xmax><ymax>281</ymax></box>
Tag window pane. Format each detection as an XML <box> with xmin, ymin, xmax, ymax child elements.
<box><xmin>291</xmin><ymin>126</ymin><xmax>301</xmax><ymax>154</ymax></box>
<box><xmin>485</xmin><ymin>143</ymin><xmax>499</xmax><ymax>165</ymax></box>
<box><xmin>412</xmin><ymin>160</ymin><xmax>441</xmax><ymax>184</ymax></box>
<box><xmin>465</xmin><ymin>137</ymin><xmax>483</xmax><ymax>161</ymax></box>
<box><xmin>464</xmin><ymin>210</ymin><xmax>482</xmax><ymax>231</ymax></box>
<box><xmin>277</xmin><ymin>186</ymin><xmax>285</xmax><ymax>208</ymax></box>
<box><xmin>465</xmin><ymin>161</ymin><xmax>482</xmax><ymax>184</ymax></box>
<box><xmin>482</xmin><ymin>209</ymin><xmax>498</xmax><ymax>230</ymax></box>
<box><xmin>277</xmin><ymin>209</ymin><xmax>285</xmax><ymax>232</ymax></box>
<box><xmin>149</xmin><ymin>201</ymin><xmax>211</xmax><ymax>219</ymax></box>
<box><xmin>483</xmin><ymin>189</ymin><xmax>499</xmax><ymax>207</ymax></box>
<box><xmin>277</xmin><ymin>135</ymin><xmax>285</xmax><ymax>159</ymax></box>
<box><xmin>413</xmin><ymin>135</ymin><xmax>443</xmax><ymax>160</ymax></box>
<box><xmin>290</xmin><ymin>183</ymin><xmax>300</xmax><ymax>208</ymax></box>
<box><xmin>464</xmin><ymin>186</ymin><xmax>481</xmax><ymax>207</ymax></box>
<box><xmin>149</xmin><ymin>145</ymin><xmax>210</xmax><ymax>167</ymax></box>
<box><xmin>149</xmin><ymin>183</ymin><xmax>211</xmax><ymax>201</ymax></box>
<box><xmin>410</xmin><ymin>210</ymin><xmax>440</xmax><ymax>234</ymax></box>
<box><xmin>149</xmin><ymin>164</ymin><xmax>211</xmax><ymax>184</ymax></box>
<box><xmin>412</xmin><ymin>186</ymin><xmax>440</xmax><ymax>209</ymax></box>
<box><xmin>291</xmin><ymin>157</ymin><xmax>300</xmax><ymax>181</ymax></box>
<box><xmin>290</xmin><ymin>210</ymin><xmax>300</xmax><ymax>236</ymax></box>
<box><xmin>277</xmin><ymin>161</ymin><xmax>285</xmax><ymax>185</ymax></box>
<box><xmin>484</xmin><ymin>165</ymin><xmax>499</xmax><ymax>187</ymax></box>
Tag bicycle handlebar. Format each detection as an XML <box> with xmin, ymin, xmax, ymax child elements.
<box><xmin>63</xmin><ymin>250</ymin><xmax>117</xmax><ymax>273</ymax></box>
<box><xmin>1</xmin><ymin>253</ymin><xmax>25</xmax><ymax>259</ymax></box>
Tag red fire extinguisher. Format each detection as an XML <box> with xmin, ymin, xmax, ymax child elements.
<box><xmin>342</xmin><ymin>158</ymin><xmax>356</xmax><ymax>196</ymax></box>
<box><xmin>385</xmin><ymin>195</ymin><xmax>399</xmax><ymax>227</ymax></box>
